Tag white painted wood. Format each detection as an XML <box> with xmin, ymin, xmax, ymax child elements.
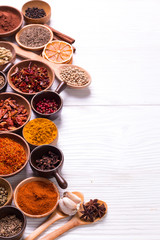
<box><xmin>2</xmin><ymin>0</ymin><xmax>160</xmax><ymax>239</ymax></box>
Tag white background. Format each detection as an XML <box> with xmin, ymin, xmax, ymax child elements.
<box><xmin>1</xmin><ymin>0</ymin><xmax>160</xmax><ymax>239</ymax></box>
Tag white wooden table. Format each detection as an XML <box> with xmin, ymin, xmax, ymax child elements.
<box><xmin>2</xmin><ymin>0</ymin><xmax>160</xmax><ymax>239</ymax></box>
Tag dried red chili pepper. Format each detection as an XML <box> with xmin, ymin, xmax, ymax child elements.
<box><xmin>0</xmin><ymin>98</ymin><xmax>28</xmax><ymax>131</ymax></box>
<box><xmin>11</xmin><ymin>63</ymin><xmax>50</xmax><ymax>93</ymax></box>
<box><xmin>36</xmin><ymin>98</ymin><xmax>59</xmax><ymax>114</ymax></box>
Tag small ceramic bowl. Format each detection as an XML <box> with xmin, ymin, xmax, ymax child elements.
<box><xmin>15</xmin><ymin>24</ymin><xmax>53</xmax><ymax>51</ymax></box>
<box><xmin>0</xmin><ymin>206</ymin><xmax>26</xmax><ymax>240</ymax></box>
<box><xmin>14</xmin><ymin>177</ymin><xmax>60</xmax><ymax>218</ymax></box>
<box><xmin>0</xmin><ymin>92</ymin><xmax>31</xmax><ymax>132</ymax></box>
<box><xmin>0</xmin><ymin>6</ymin><xmax>23</xmax><ymax>38</ymax></box>
<box><xmin>22</xmin><ymin>0</ymin><xmax>51</xmax><ymax>24</ymax></box>
<box><xmin>7</xmin><ymin>59</ymin><xmax>55</xmax><ymax>96</ymax></box>
<box><xmin>0</xmin><ymin>42</ymin><xmax>16</xmax><ymax>71</ymax></box>
<box><xmin>0</xmin><ymin>132</ymin><xmax>30</xmax><ymax>178</ymax></box>
<box><xmin>31</xmin><ymin>90</ymin><xmax>63</xmax><ymax>120</ymax></box>
<box><xmin>0</xmin><ymin>178</ymin><xmax>13</xmax><ymax>208</ymax></box>
<box><xmin>30</xmin><ymin>145</ymin><xmax>68</xmax><ymax>189</ymax></box>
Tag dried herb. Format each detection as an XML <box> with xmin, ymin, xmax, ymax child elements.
<box><xmin>35</xmin><ymin>151</ymin><xmax>60</xmax><ymax>170</ymax></box>
<box><xmin>11</xmin><ymin>63</ymin><xmax>50</xmax><ymax>93</ymax></box>
<box><xmin>0</xmin><ymin>98</ymin><xmax>28</xmax><ymax>131</ymax></box>
<box><xmin>0</xmin><ymin>215</ymin><xmax>22</xmax><ymax>237</ymax></box>
<box><xmin>0</xmin><ymin>137</ymin><xmax>26</xmax><ymax>175</ymax></box>
<box><xmin>36</xmin><ymin>98</ymin><xmax>59</xmax><ymax>114</ymax></box>
<box><xmin>19</xmin><ymin>26</ymin><xmax>51</xmax><ymax>48</ymax></box>
<box><xmin>80</xmin><ymin>199</ymin><xmax>106</xmax><ymax>222</ymax></box>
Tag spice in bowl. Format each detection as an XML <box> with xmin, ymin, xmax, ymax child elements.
<box><xmin>60</xmin><ymin>66</ymin><xmax>89</xmax><ymax>87</ymax></box>
<box><xmin>36</xmin><ymin>98</ymin><xmax>59</xmax><ymax>114</ymax></box>
<box><xmin>19</xmin><ymin>25</ymin><xmax>51</xmax><ymax>48</ymax></box>
<box><xmin>0</xmin><ymin>215</ymin><xmax>23</xmax><ymax>237</ymax></box>
<box><xmin>80</xmin><ymin>199</ymin><xmax>106</xmax><ymax>222</ymax></box>
<box><xmin>35</xmin><ymin>151</ymin><xmax>60</xmax><ymax>170</ymax></box>
<box><xmin>16</xmin><ymin>180</ymin><xmax>58</xmax><ymax>215</ymax></box>
<box><xmin>0</xmin><ymin>186</ymin><xmax>8</xmax><ymax>207</ymax></box>
<box><xmin>25</xmin><ymin>7</ymin><xmax>46</xmax><ymax>19</ymax></box>
<box><xmin>0</xmin><ymin>47</ymin><xmax>12</xmax><ymax>66</ymax></box>
<box><xmin>0</xmin><ymin>75</ymin><xmax>5</xmax><ymax>89</ymax></box>
<box><xmin>11</xmin><ymin>62</ymin><xmax>50</xmax><ymax>93</ymax></box>
<box><xmin>0</xmin><ymin>98</ymin><xmax>28</xmax><ymax>131</ymax></box>
<box><xmin>0</xmin><ymin>138</ymin><xmax>26</xmax><ymax>175</ymax></box>
<box><xmin>0</xmin><ymin>10</ymin><xmax>20</xmax><ymax>33</ymax></box>
<box><xmin>23</xmin><ymin>118</ymin><xmax>58</xmax><ymax>146</ymax></box>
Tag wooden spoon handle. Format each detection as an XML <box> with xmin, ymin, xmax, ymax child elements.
<box><xmin>39</xmin><ymin>218</ymin><xmax>80</xmax><ymax>240</ymax></box>
<box><xmin>9</xmin><ymin>42</ymin><xmax>58</xmax><ymax>72</ymax></box>
<box><xmin>24</xmin><ymin>213</ymin><xmax>65</xmax><ymax>240</ymax></box>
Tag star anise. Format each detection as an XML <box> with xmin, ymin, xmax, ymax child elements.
<box><xmin>80</xmin><ymin>199</ymin><xmax>106</xmax><ymax>222</ymax></box>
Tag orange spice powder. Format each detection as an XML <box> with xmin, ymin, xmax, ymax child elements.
<box><xmin>17</xmin><ymin>181</ymin><xmax>58</xmax><ymax>215</ymax></box>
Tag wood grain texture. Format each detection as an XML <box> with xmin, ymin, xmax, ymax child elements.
<box><xmin>3</xmin><ymin>0</ymin><xmax>160</xmax><ymax>239</ymax></box>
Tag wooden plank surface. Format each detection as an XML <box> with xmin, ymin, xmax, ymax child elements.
<box><xmin>2</xmin><ymin>0</ymin><xmax>160</xmax><ymax>239</ymax></box>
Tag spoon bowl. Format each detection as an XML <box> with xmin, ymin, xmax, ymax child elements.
<box><xmin>77</xmin><ymin>200</ymin><xmax>108</xmax><ymax>225</ymax></box>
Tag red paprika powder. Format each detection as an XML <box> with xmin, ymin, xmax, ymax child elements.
<box><xmin>0</xmin><ymin>10</ymin><xmax>20</xmax><ymax>33</ymax></box>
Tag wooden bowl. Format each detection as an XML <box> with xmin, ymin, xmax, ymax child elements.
<box><xmin>0</xmin><ymin>41</ymin><xmax>16</xmax><ymax>71</ymax></box>
<box><xmin>7</xmin><ymin>59</ymin><xmax>55</xmax><ymax>96</ymax></box>
<box><xmin>0</xmin><ymin>92</ymin><xmax>31</xmax><ymax>132</ymax></box>
<box><xmin>0</xmin><ymin>178</ymin><xmax>13</xmax><ymax>208</ymax></box>
<box><xmin>22</xmin><ymin>0</ymin><xmax>51</xmax><ymax>24</ymax></box>
<box><xmin>0</xmin><ymin>132</ymin><xmax>30</xmax><ymax>178</ymax></box>
<box><xmin>14</xmin><ymin>177</ymin><xmax>60</xmax><ymax>218</ymax></box>
<box><xmin>0</xmin><ymin>6</ymin><xmax>23</xmax><ymax>38</ymax></box>
<box><xmin>15</xmin><ymin>24</ymin><xmax>53</xmax><ymax>51</ymax></box>
<box><xmin>22</xmin><ymin>118</ymin><xmax>58</xmax><ymax>149</ymax></box>
<box><xmin>0</xmin><ymin>206</ymin><xmax>26</xmax><ymax>240</ymax></box>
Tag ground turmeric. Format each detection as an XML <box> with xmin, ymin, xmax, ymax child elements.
<box><xmin>23</xmin><ymin>118</ymin><xmax>58</xmax><ymax>145</ymax></box>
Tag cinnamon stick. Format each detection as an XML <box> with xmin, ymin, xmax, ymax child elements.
<box><xmin>45</xmin><ymin>24</ymin><xmax>75</xmax><ymax>44</ymax></box>
<box><xmin>52</xmin><ymin>35</ymin><xmax>76</xmax><ymax>53</ymax></box>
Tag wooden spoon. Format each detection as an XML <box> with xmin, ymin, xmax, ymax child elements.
<box><xmin>39</xmin><ymin>200</ymin><xmax>107</xmax><ymax>240</ymax></box>
<box><xmin>8</xmin><ymin>42</ymin><xmax>91</xmax><ymax>89</ymax></box>
<box><xmin>24</xmin><ymin>192</ymin><xmax>84</xmax><ymax>240</ymax></box>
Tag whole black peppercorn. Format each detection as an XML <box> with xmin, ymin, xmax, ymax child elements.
<box><xmin>25</xmin><ymin>7</ymin><xmax>46</xmax><ymax>19</ymax></box>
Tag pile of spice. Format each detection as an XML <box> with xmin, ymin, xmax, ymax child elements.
<box><xmin>17</xmin><ymin>181</ymin><xmax>58</xmax><ymax>215</ymax></box>
<box><xmin>0</xmin><ymin>215</ymin><xmax>22</xmax><ymax>237</ymax></box>
<box><xmin>11</xmin><ymin>63</ymin><xmax>50</xmax><ymax>93</ymax></box>
<box><xmin>0</xmin><ymin>98</ymin><xmax>28</xmax><ymax>131</ymax></box>
<box><xmin>35</xmin><ymin>151</ymin><xmax>60</xmax><ymax>170</ymax></box>
<box><xmin>0</xmin><ymin>186</ymin><xmax>8</xmax><ymax>206</ymax></box>
<box><xmin>0</xmin><ymin>10</ymin><xmax>20</xmax><ymax>33</ymax></box>
<box><xmin>23</xmin><ymin>118</ymin><xmax>58</xmax><ymax>146</ymax></box>
<box><xmin>0</xmin><ymin>75</ymin><xmax>5</xmax><ymax>88</ymax></box>
<box><xmin>36</xmin><ymin>98</ymin><xmax>59</xmax><ymax>114</ymax></box>
<box><xmin>60</xmin><ymin>66</ymin><xmax>89</xmax><ymax>86</ymax></box>
<box><xmin>25</xmin><ymin>7</ymin><xmax>46</xmax><ymax>18</ymax></box>
<box><xmin>0</xmin><ymin>137</ymin><xmax>26</xmax><ymax>175</ymax></box>
<box><xmin>0</xmin><ymin>47</ymin><xmax>12</xmax><ymax>65</ymax></box>
<box><xmin>80</xmin><ymin>199</ymin><xmax>106</xmax><ymax>222</ymax></box>
<box><xmin>19</xmin><ymin>26</ymin><xmax>51</xmax><ymax>48</ymax></box>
